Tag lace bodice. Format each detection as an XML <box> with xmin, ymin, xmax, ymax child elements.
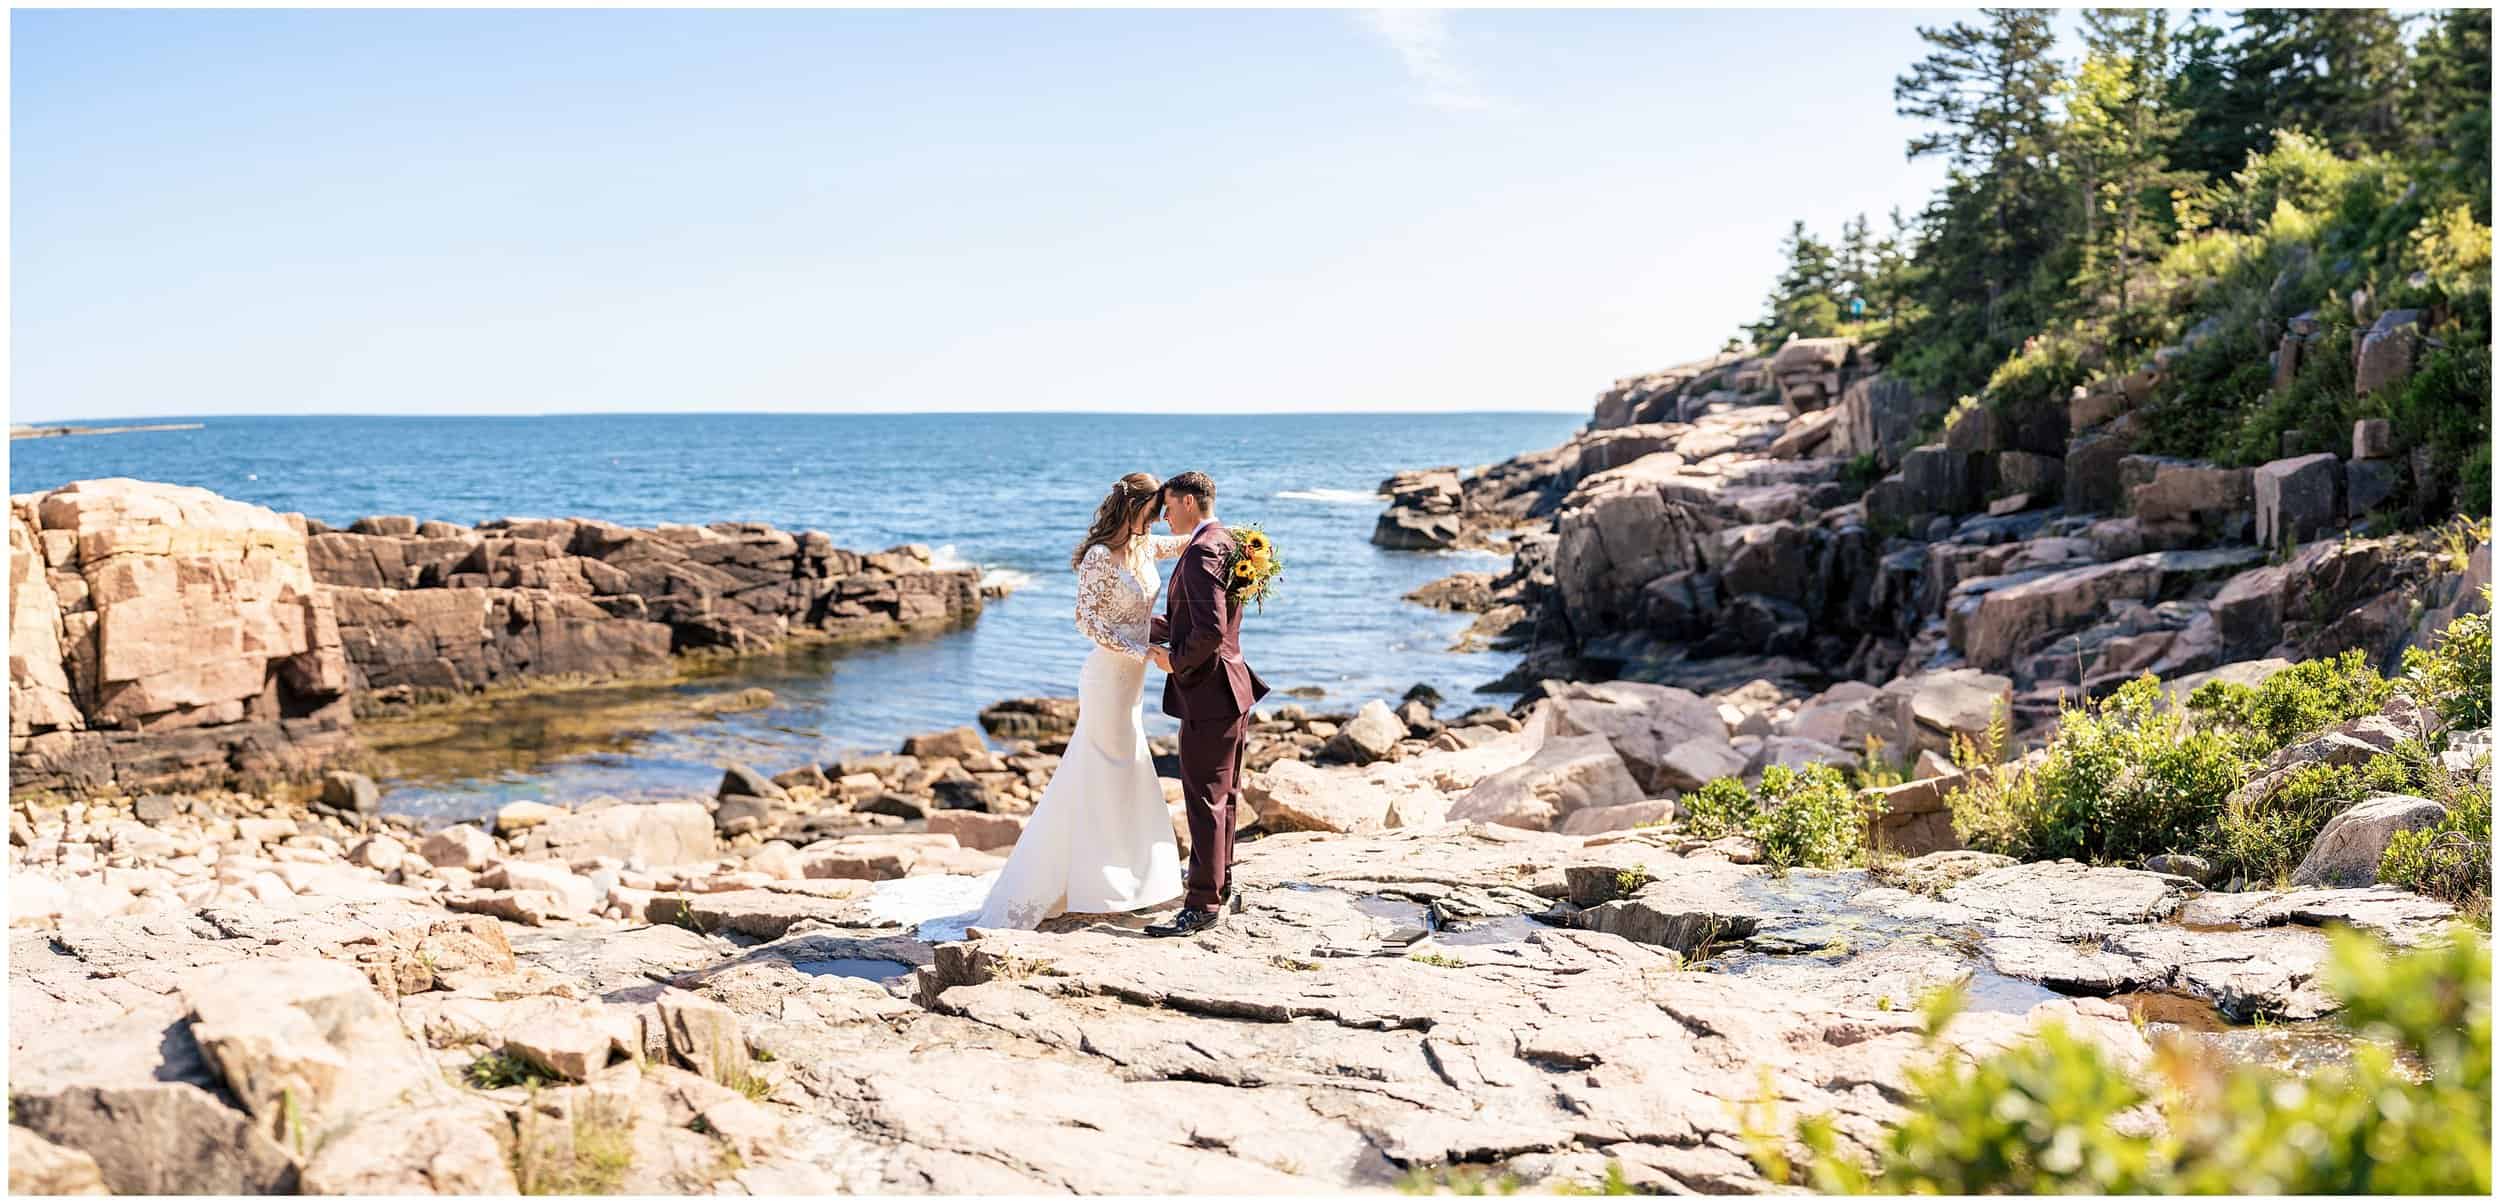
<box><xmin>1076</xmin><ymin>534</ymin><xmax>1189</xmax><ymax>660</ymax></box>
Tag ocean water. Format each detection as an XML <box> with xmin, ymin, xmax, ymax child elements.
<box><xmin>11</xmin><ymin>411</ymin><xmax>1582</xmax><ymax>820</ymax></box>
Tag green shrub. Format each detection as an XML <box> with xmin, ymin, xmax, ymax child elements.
<box><xmin>2216</xmin><ymin>761</ymin><xmax>2368</xmax><ymax>886</ymax></box>
<box><xmin>2380</xmin><ymin>764</ymin><xmax>2492</xmax><ymax>918</ymax></box>
<box><xmin>1681</xmin><ymin>777</ymin><xmax>1757</xmax><ymax>839</ymax></box>
<box><xmin>1760</xmin><ymin>929</ymin><xmax>2492</xmax><ymax>1194</ymax></box>
<box><xmin>2188</xmin><ymin>649</ymin><xmax>2396</xmax><ymax>760</ymax></box>
<box><xmin>1750</xmin><ymin>764</ymin><xmax>1869</xmax><ymax>871</ymax></box>
<box><xmin>2404</xmin><ymin>604</ymin><xmax>2493</xmax><ymax>732</ymax></box>
<box><xmin>1839</xmin><ymin>451</ymin><xmax>1885</xmax><ymax>498</ymax></box>
<box><xmin>1680</xmin><ymin>768</ymin><xmax>1868</xmax><ymax>870</ymax></box>
<box><xmin>2029</xmin><ymin>676</ymin><xmax>2245</xmax><ymax>864</ymax></box>
<box><xmin>1944</xmin><ymin>757</ymin><xmax>2046</xmax><ymax>860</ymax></box>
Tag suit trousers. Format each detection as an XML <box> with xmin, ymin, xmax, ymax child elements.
<box><xmin>1177</xmin><ymin>710</ymin><xmax>1249</xmax><ymax>910</ymax></box>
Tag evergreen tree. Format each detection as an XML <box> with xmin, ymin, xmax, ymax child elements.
<box><xmin>1873</xmin><ymin>207</ymin><xmax>1918</xmax><ymax>332</ymax></box>
<box><xmin>2067</xmin><ymin>8</ymin><xmax>2200</xmax><ymax>312</ymax></box>
<box><xmin>1837</xmin><ymin>212</ymin><xmax>1877</xmax><ymax>318</ymax></box>
<box><xmin>2406</xmin><ymin>7</ymin><xmax>2493</xmax><ymax>219</ymax></box>
<box><xmin>2167</xmin><ymin>9</ymin><xmax>2257</xmax><ymax>180</ymax></box>
<box><xmin>1746</xmin><ymin>220</ymin><xmax>1844</xmax><ymax>346</ymax></box>
<box><xmin>1892</xmin><ymin>8</ymin><xmax>2067</xmax><ymax>379</ymax></box>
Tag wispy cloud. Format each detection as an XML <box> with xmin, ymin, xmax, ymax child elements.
<box><xmin>1358</xmin><ymin>9</ymin><xmax>1495</xmax><ymax>112</ymax></box>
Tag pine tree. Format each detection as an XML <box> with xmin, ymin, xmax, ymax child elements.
<box><xmin>1892</xmin><ymin>8</ymin><xmax>2067</xmax><ymax>376</ymax></box>
<box><xmin>2067</xmin><ymin>7</ymin><xmax>2200</xmax><ymax>313</ymax></box>
<box><xmin>1745</xmin><ymin>220</ymin><xmax>1845</xmax><ymax>346</ymax></box>
<box><xmin>2406</xmin><ymin>7</ymin><xmax>2493</xmax><ymax>220</ymax></box>
<box><xmin>1837</xmin><ymin>213</ymin><xmax>1877</xmax><ymax>318</ymax></box>
<box><xmin>2166</xmin><ymin>9</ymin><xmax>2256</xmax><ymax>180</ymax></box>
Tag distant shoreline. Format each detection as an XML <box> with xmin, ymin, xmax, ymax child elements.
<box><xmin>9</xmin><ymin>408</ymin><xmax>1589</xmax><ymax>423</ymax></box>
<box><xmin>11</xmin><ymin>421</ymin><xmax>204</xmax><ymax>440</ymax></box>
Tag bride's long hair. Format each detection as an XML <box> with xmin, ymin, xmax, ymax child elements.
<box><xmin>1071</xmin><ymin>472</ymin><xmax>1163</xmax><ymax>570</ymax></box>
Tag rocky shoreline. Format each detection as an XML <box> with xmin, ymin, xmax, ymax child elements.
<box><xmin>1386</xmin><ymin>338</ymin><xmax>2484</xmax><ymax>732</ymax></box>
<box><xmin>10</xmin><ymin>478</ymin><xmax>984</xmax><ymax>799</ymax></box>
<box><xmin>12</xmin><ymin>711</ymin><xmax>2466</xmax><ymax>1194</ymax></box>
<box><xmin>7</xmin><ymin>327</ymin><xmax>2490</xmax><ymax>1194</ymax></box>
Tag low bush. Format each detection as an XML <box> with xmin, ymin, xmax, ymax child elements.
<box><xmin>1749</xmin><ymin>765</ymin><xmax>1868</xmax><ymax>871</ymax></box>
<box><xmin>2215</xmin><ymin>761</ymin><xmax>2368</xmax><ymax>886</ymax></box>
<box><xmin>2027</xmin><ymin>676</ymin><xmax>2244</xmax><ymax>865</ymax></box>
<box><xmin>1680</xmin><ymin>777</ymin><xmax>1757</xmax><ymax>840</ymax></box>
<box><xmin>1755</xmin><ymin>929</ymin><xmax>2492</xmax><ymax>1194</ymax></box>
<box><xmin>2187</xmin><ymin>648</ymin><xmax>2396</xmax><ymax>760</ymax></box>
<box><xmin>2404</xmin><ymin>602</ymin><xmax>2493</xmax><ymax>732</ymax></box>
<box><xmin>1680</xmin><ymin>767</ymin><xmax>1868</xmax><ymax>870</ymax></box>
<box><xmin>2380</xmin><ymin>761</ymin><xmax>2493</xmax><ymax>919</ymax></box>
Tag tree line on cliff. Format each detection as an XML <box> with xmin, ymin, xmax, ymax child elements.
<box><xmin>1743</xmin><ymin>7</ymin><xmax>2492</xmax><ymax>515</ymax></box>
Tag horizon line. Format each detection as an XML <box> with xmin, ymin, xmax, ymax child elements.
<box><xmin>16</xmin><ymin>406</ymin><xmax>1596</xmax><ymax>423</ymax></box>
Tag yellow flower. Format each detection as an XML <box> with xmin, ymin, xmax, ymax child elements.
<box><xmin>1233</xmin><ymin>561</ymin><xmax>1255</xmax><ymax>579</ymax></box>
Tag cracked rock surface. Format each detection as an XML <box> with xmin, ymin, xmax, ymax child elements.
<box><xmin>10</xmin><ymin>815</ymin><xmax>2459</xmax><ymax>1194</ymax></box>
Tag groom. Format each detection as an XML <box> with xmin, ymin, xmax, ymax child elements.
<box><xmin>1144</xmin><ymin>470</ymin><xmax>1269</xmax><ymax>938</ymax></box>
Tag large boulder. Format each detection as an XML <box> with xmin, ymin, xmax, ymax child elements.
<box><xmin>2289</xmin><ymin>794</ymin><xmax>2447</xmax><ymax>888</ymax></box>
<box><xmin>1768</xmin><ymin>337</ymin><xmax>1855</xmax><ymax>410</ymax></box>
<box><xmin>1323</xmin><ymin>701</ymin><xmax>1405</xmax><ymax>766</ymax></box>
<box><xmin>978</xmin><ymin>697</ymin><xmax>1081</xmax><ymax>751</ymax></box>
<box><xmin>2353</xmin><ymin>309</ymin><xmax>2421</xmax><ymax>396</ymax></box>
<box><xmin>2125</xmin><ymin>458</ymin><xmax>2250</xmax><ymax>530</ymax></box>
<box><xmin>1952</xmin><ymin>548</ymin><xmax>2261</xmax><ymax>672</ymax></box>
<box><xmin>1449</xmin><ymin>734</ymin><xmax>1643</xmax><ymax>830</ymax></box>
<box><xmin>179</xmin><ymin>958</ymin><xmax>447</xmax><ymax>1152</ymax></box>
<box><xmin>518</xmin><ymin>802</ymin><xmax>719</xmax><ymax>866</ymax></box>
<box><xmin>1539</xmin><ymin>680</ymin><xmax>1728</xmax><ymax>794</ymax></box>
<box><xmin>2206</xmin><ymin>536</ymin><xmax>2412</xmax><ymax>662</ymax></box>
<box><xmin>1831</xmin><ymin>373</ymin><xmax>1945</xmax><ymax>467</ymax></box>
<box><xmin>9</xmin><ymin>480</ymin><xmax>355</xmax><ymax>794</ymax></box>
<box><xmin>1850</xmin><ymin>669</ymin><xmax>2014</xmax><ymax>762</ymax></box>
<box><xmin>2254</xmin><ymin>453</ymin><xmax>2343</xmax><ymax>550</ymax></box>
<box><xmin>8</xmin><ymin>1127</ymin><xmax>107</xmax><ymax>1195</ymax></box>
<box><xmin>297</xmin><ymin>1104</ymin><xmax>518</xmax><ymax>1195</ymax></box>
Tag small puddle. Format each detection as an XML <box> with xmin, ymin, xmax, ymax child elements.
<box><xmin>793</xmin><ymin>957</ymin><xmax>915</xmax><ymax>981</ymax></box>
<box><xmin>1437</xmin><ymin>914</ymin><xmax>1549</xmax><ymax>946</ymax></box>
<box><xmin>1352</xmin><ymin>894</ymin><xmax>1433</xmax><ymax>928</ymax></box>
<box><xmin>2114</xmin><ymin>991</ymin><xmax>2378</xmax><ymax>1076</ymax></box>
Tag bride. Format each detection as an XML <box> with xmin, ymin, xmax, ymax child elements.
<box><xmin>973</xmin><ymin>473</ymin><xmax>1188</xmax><ymax>930</ymax></box>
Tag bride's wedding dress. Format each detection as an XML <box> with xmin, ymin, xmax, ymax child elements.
<box><xmin>974</xmin><ymin>533</ymin><xmax>1188</xmax><ymax>930</ymax></box>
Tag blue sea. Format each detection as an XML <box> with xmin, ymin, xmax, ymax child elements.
<box><xmin>10</xmin><ymin>412</ymin><xmax>1581</xmax><ymax>820</ymax></box>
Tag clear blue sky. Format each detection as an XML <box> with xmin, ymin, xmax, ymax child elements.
<box><xmin>13</xmin><ymin>7</ymin><xmax>1973</xmax><ymax>421</ymax></box>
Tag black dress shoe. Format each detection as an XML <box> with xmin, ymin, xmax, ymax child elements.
<box><xmin>1146</xmin><ymin>907</ymin><xmax>1221</xmax><ymax>938</ymax></box>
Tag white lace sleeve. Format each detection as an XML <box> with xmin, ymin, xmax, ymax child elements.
<box><xmin>1075</xmin><ymin>544</ymin><xmax>1149</xmax><ymax>660</ymax></box>
<box><xmin>1148</xmin><ymin>534</ymin><xmax>1190</xmax><ymax>561</ymax></box>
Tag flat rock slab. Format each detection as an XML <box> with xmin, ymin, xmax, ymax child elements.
<box><xmin>2177</xmin><ymin>886</ymin><xmax>2460</xmax><ymax>945</ymax></box>
<box><xmin>509</xmin><ymin>923</ymin><xmax>736</xmax><ymax>996</ymax></box>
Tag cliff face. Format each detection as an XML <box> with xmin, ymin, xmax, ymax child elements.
<box><xmin>10</xmin><ymin>479</ymin><xmax>355</xmax><ymax>798</ymax></box>
<box><xmin>8</xmin><ymin>479</ymin><xmax>984</xmax><ymax>797</ymax></box>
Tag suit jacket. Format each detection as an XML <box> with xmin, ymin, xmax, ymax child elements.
<box><xmin>1156</xmin><ymin>521</ymin><xmax>1270</xmax><ymax>722</ymax></box>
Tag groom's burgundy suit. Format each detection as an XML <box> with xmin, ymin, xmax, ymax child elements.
<box><xmin>1153</xmin><ymin>520</ymin><xmax>1270</xmax><ymax>910</ymax></box>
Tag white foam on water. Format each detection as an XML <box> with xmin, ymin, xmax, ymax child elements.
<box><xmin>862</xmin><ymin>871</ymin><xmax>997</xmax><ymax>942</ymax></box>
<box><xmin>979</xmin><ymin>567</ymin><xmax>1035</xmax><ymax>594</ymax></box>
<box><xmin>1274</xmin><ymin>487</ymin><xmax>1384</xmax><ymax>505</ymax></box>
<box><xmin>926</xmin><ymin>543</ymin><xmax>973</xmax><ymax>571</ymax></box>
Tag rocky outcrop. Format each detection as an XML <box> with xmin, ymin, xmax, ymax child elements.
<box><xmin>313</xmin><ymin>514</ymin><xmax>981</xmax><ymax>696</ymax></box>
<box><xmin>9</xmin><ymin>479</ymin><xmax>984</xmax><ymax>798</ymax></box>
<box><xmin>8</xmin><ymin>480</ymin><xmax>354</xmax><ymax>797</ymax></box>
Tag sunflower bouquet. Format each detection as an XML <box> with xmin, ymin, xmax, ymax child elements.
<box><xmin>1223</xmin><ymin>524</ymin><xmax>1284</xmax><ymax>612</ymax></box>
